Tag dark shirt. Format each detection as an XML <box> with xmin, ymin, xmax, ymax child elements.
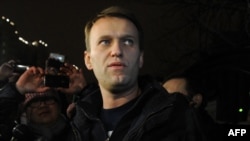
<box><xmin>100</xmin><ymin>98</ymin><xmax>137</xmax><ymax>137</ymax></box>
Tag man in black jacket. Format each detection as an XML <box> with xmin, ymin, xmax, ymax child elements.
<box><xmin>69</xmin><ymin>6</ymin><xmax>204</xmax><ymax>141</ymax></box>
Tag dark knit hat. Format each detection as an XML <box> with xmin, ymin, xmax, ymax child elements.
<box><xmin>23</xmin><ymin>90</ymin><xmax>61</xmax><ymax>109</ymax></box>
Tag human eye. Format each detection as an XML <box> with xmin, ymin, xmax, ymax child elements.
<box><xmin>123</xmin><ymin>39</ymin><xmax>134</xmax><ymax>46</ymax></box>
<box><xmin>99</xmin><ymin>40</ymin><xmax>110</xmax><ymax>46</ymax></box>
<box><xmin>30</xmin><ymin>101</ymin><xmax>41</xmax><ymax>108</ymax></box>
<box><xmin>45</xmin><ymin>99</ymin><xmax>56</xmax><ymax>105</ymax></box>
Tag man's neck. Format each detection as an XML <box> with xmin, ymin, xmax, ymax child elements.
<box><xmin>100</xmin><ymin>86</ymin><xmax>141</xmax><ymax>109</ymax></box>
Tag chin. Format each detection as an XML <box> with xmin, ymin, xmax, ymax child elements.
<box><xmin>113</xmin><ymin>76</ymin><xmax>128</xmax><ymax>85</ymax></box>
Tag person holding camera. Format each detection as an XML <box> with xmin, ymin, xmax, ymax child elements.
<box><xmin>0</xmin><ymin>59</ymin><xmax>85</xmax><ymax>141</ymax></box>
<box><xmin>0</xmin><ymin>60</ymin><xmax>25</xmax><ymax>141</ymax></box>
<box><xmin>14</xmin><ymin>65</ymin><xmax>85</xmax><ymax>141</ymax></box>
<box><xmin>10</xmin><ymin>89</ymin><xmax>78</xmax><ymax>141</ymax></box>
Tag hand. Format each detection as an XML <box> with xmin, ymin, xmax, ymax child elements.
<box><xmin>66</xmin><ymin>102</ymin><xmax>76</xmax><ymax>119</ymax></box>
<box><xmin>16</xmin><ymin>66</ymin><xmax>49</xmax><ymax>94</ymax></box>
<box><xmin>0</xmin><ymin>60</ymin><xmax>15</xmax><ymax>81</ymax></box>
<box><xmin>57</xmin><ymin>63</ymin><xmax>87</xmax><ymax>95</ymax></box>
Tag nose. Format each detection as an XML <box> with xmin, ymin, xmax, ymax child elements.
<box><xmin>110</xmin><ymin>41</ymin><xmax>122</xmax><ymax>57</ymax></box>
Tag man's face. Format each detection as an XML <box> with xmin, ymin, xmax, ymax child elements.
<box><xmin>84</xmin><ymin>17</ymin><xmax>143</xmax><ymax>92</ymax></box>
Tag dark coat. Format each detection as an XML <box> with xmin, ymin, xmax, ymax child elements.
<box><xmin>0</xmin><ymin>83</ymin><xmax>23</xmax><ymax>141</ymax></box>
<box><xmin>71</xmin><ymin>76</ymin><xmax>206</xmax><ymax>141</ymax></box>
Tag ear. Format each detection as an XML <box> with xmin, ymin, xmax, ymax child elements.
<box><xmin>84</xmin><ymin>51</ymin><xmax>93</xmax><ymax>70</ymax></box>
<box><xmin>139</xmin><ymin>52</ymin><xmax>144</xmax><ymax>68</ymax></box>
<box><xmin>192</xmin><ymin>93</ymin><xmax>203</xmax><ymax>108</ymax></box>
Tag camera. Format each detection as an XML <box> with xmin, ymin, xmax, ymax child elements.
<box><xmin>4</xmin><ymin>60</ymin><xmax>29</xmax><ymax>73</ymax></box>
<box><xmin>44</xmin><ymin>53</ymin><xmax>69</xmax><ymax>88</ymax></box>
<box><xmin>45</xmin><ymin>53</ymin><xmax>65</xmax><ymax>74</ymax></box>
<box><xmin>13</xmin><ymin>64</ymin><xmax>29</xmax><ymax>73</ymax></box>
<box><xmin>44</xmin><ymin>74</ymin><xmax>69</xmax><ymax>88</ymax></box>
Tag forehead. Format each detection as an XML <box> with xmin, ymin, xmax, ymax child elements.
<box><xmin>89</xmin><ymin>17</ymin><xmax>139</xmax><ymax>38</ymax></box>
<box><xmin>29</xmin><ymin>97</ymin><xmax>54</xmax><ymax>103</ymax></box>
<box><xmin>164</xmin><ymin>78</ymin><xmax>187</xmax><ymax>87</ymax></box>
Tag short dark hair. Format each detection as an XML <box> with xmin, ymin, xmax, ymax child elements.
<box><xmin>163</xmin><ymin>72</ymin><xmax>208</xmax><ymax>108</ymax></box>
<box><xmin>163</xmin><ymin>72</ymin><xmax>203</xmax><ymax>98</ymax></box>
<box><xmin>84</xmin><ymin>6</ymin><xmax>144</xmax><ymax>51</ymax></box>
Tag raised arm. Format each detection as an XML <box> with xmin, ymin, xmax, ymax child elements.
<box><xmin>16</xmin><ymin>66</ymin><xmax>49</xmax><ymax>94</ymax></box>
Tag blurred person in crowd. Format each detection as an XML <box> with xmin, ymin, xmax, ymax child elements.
<box><xmin>163</xmin><ymin>74</ymin><xmax>203</xmax><ymax>108</ymax></box>
<box><xmin>10</xmin><ymin>89</ymin><xmax>78</xmax><ymax>141</ymax></box>
<box><xmin>163</xmin><ymin>73</ymin><xmax>223</xmax><ymax>141</ymax></box>
<box><xmin>0</xmin><ymin>60</ymin><xmax>24</xmax><ymax>141</ymax></box>
<box><xmin>1</xmin><ymin>60</ymin><xmax>85</xmax><ymax>141</ymax></box>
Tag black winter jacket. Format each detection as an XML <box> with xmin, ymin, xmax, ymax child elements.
<box><xmin>0</xmin><ymin>83</ymin><xmax>23</xmax><ymax>141</ymax></box>
<box><xmin>71</xmin><ymin>76</ymin><xmax>203</xmax><ymax>141</ymax></box>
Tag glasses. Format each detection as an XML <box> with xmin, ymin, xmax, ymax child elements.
<box><xmin>29</xmin><ymin>99</ymin><xmax>56</xmax><ymax>108</ymax></box>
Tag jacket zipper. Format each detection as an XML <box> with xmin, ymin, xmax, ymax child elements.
<box><xmin>78</xmin><ymin>105</ymin><xmax>109</xmax><ymax>140</ymax></box>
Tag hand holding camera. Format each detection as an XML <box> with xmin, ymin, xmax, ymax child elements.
<box><xmin>0</xmin><ymin>60</ymin><xmax>29</xmax><ymax>87</ymax></box>
<box><xmin>0</xmin><ymin>61</ymin><xmax>14</xmax><ymax>84</ymax></box>
<box><xmin>16</xmin><ymin>66</ymin><xmax>48</xmax><ymax>94</ymax></box>
<box><xmin>57</xmin><ymin>63</ymin><xmax>87</xmax><ymax>95</ymax></box>
<box><xmin>44</xmin><ymin>53</ymin><xmax>69</xmax><ymax>88</ymax></box>
<box><xmin>15</xmin><ymin>53</ymin><xmax>68</xmax><ymax>94</ymax></box>
<box><xmin>15</xmin><ymin>52</ymin><xmax>87</xmax><ymax>96</ymax></box>
<box><xmin>44</xmin><ymin>53</ymin><xmax>87</xmax><ymax>94</ymax></box>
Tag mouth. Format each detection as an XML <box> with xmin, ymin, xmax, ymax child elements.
<box><xmin>38</xmin><ymin>110</ymin><xmax>51</xmax><ymax>116</ymax></box>
<box><xmin>108</xmin><ymin>62</ymin><xmax>126</xmax><ymax>68</ymax></box>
